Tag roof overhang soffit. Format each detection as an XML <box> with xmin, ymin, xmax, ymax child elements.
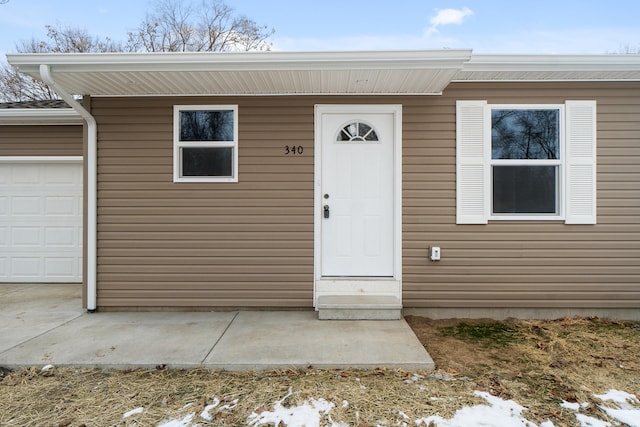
<box><xmin>6</xmin><ymin>50</ymin><xmax>474</xmax><ymax>96</ymax></box>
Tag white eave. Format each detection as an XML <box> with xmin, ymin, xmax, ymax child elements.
<box><xmin>6</xmin><ymin>51</ymin><xmax>640</xmax><ymax>98</ymax></box>
<box><xmin>6</xmin><ymin>50</ymin><xmax>473</xmax><ymax>96</ymax></box>
<box><xmin>454</xmin><ymin>54</ymin><xmax>640</xmax><ymax>82</ymax></box>
<box><xmin>0</xmin><ymin>108</ymin><xmax>83</xmax><ymax>125</ymax></box>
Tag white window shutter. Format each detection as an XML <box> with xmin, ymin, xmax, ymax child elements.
<box><xmin>456</xmin><ymin>100</ymin><xmax>488</xmax><ymax>224</ymax></box>
<box><xmin>565</xmin><ymin>100</ymin><xmax>597</xmax><ymax>224</ymax></box>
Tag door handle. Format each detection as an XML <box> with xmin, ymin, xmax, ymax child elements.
<box><xmin>323</xmin><ymin>205</ymin><xmax>330</xmax><ymax>219</ymax></box>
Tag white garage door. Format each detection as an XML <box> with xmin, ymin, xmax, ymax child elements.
<box><xmin>0</xmin><ymin>162</ymin><xmax>82</xmax><ymax>282</ymax></box>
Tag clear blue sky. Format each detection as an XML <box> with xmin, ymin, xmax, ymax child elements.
<box><xmin>1</xmin><ymin>0</ymin><xmax>640</xmax><ymax>57</ymax></box>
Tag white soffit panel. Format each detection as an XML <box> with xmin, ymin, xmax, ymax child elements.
<box><xmin>7</xmin><ymin>50</ymin><xmax>473</xmax><ymax>96</ymax></box>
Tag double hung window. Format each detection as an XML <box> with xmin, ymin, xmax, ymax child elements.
<box><xmin>456</xmin><ymin>100</ymin><xmax>596</xmax><ymax>224</ymax></box>
<box><xmin>491</xmin><ymin>107</ymin><xmax>562</xmax><ymax>217</ymax></box>
<box><xmin>173</xmin><ymin>105</ymin><xmax>238</xmax><ymax>182</ymax></box>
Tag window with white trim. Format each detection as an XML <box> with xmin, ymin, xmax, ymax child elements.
<box><xmin>173</xmin><ymin>105</ymin><xmax>238</xmax><ymax>182</ymax></box>
<box><xmin>456</xmin><ymin>100</ymin><xmax>596</xmax><ymax>225</ymax></box>
<box><xmin>491</xmin><ymin>106</ymin><xmax>562</xmax><ymax>218</ymax></box>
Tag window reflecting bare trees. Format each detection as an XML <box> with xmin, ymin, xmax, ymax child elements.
<box><xmin>492</xmin><ymin>109</ymin><xmax>560</xmax><ymax>160</ymax></box>
<box><xmin>180</xmin><ymin>110</ymin><xmax>234</xmax><ymax>141</ymax></box>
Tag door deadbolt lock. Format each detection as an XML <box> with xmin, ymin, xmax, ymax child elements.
<box><xmin>323</xmin><ymin>205</ymin><xmax>330</xmax><ymax>219</ymax></box>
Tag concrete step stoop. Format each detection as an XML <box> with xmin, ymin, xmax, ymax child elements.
<box><xmin>316</xmin><ymin>295</ymin><xmax>402</xmax><ymax>320</ymax></box>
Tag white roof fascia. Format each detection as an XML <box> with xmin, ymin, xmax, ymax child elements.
<box><xmin>463</xmin><ymin>54</ymin><xmax>640</xmax><ymax>70</ymax></box>
<box><xmin>453</xmin><ymin>54</ymin><xmax>640</xmax><ymax>81</ymax></box>
<box><xmin>0</xmin><ymin>108</ymin><xmax>83</xmax><ymax>125</ymax></box>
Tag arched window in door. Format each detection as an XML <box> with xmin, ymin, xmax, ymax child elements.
<box><xmin>336</xmin><ymin>121</ymin><xmax>379</xmax><ymax>142</ymax></box>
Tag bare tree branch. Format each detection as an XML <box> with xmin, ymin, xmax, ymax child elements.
<box><xmin>0</xmin><ymin>23</ymin><xmax>126</xmax><ymax>102</ymax></box>
<box><xmin>0</xmin><ymin>62</ymin><xmax>56</xmax><ymax>101</ymax></box>
<box><xmin>127</xmin><ymin>0</ymin><xmax>273</xmax><ymax>52</ymax></box>
<box><xmin>1</xmin><ymin>0</ymin><xmax>274</xmax><ymax>101</ymax></box>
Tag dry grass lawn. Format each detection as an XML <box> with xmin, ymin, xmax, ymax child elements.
<box><xmin>1</xmin><ymin>316</ymin><xmax>639</xmax><ymax>426</ymax></box>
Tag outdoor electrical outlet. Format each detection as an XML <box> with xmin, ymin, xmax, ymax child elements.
<box><xmin>430</xmin><ymin>246</ymin><xmax>441</xmax><ymax>261</ymax></box>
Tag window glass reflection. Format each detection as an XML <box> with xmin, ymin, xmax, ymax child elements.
<box><xmin>180</xmin><ymin>110</ymin><xmax>234</xmax><ymax>141</ymax></box>
<box><xmin>492</xmin><ymin>109</ymin><xmax>559</xmax><ymax>160</ymax></box>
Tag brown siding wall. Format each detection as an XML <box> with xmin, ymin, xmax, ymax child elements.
<box><xmin>0</xmin><ymin>125</ymin><xmax>83</xmax><ymax>156</ymax></box>
<box><xmin>403</xmin><ymin>82</ymin><xmax>640</xmax><ymax>309</ymax></box>
<box><xmin>93</xmin><ymin>82</ymin><xmax>640</xmax><ymax>309</ymax></box>
<box><xmin>94</xmin><ymin>97</ymin><xmax>317</xmax><ymax>308</ymax></box>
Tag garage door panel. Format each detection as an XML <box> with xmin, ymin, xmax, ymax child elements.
<box><xmin>12</xmin><ymin>196</ymin><xmax>41</xmax><ymax>215</ymax></box>
<box><xmin>11</xmin><ymin>257</ymin><xmax>41</xmax><ymax>278</ymax></box>
<box><xmin>45</xmin><ymin>165</ymin><xmax>80</xmax><ymax>184</ymax></box>
<box><xmin>45</xmin><ymin>227</ymin><xmax>77</xmax><ymax>247</ymax></box>
<box><xmin>45</xmin><ymin>257</ymin><xmax>77</xmax><ymax>278</ymax></box>
<box><xmin>0</xmin><ymin>162</ymin><xmax>82</xmax><ymax>283</ymax></box>
<box><xmin>45</xmin><ymin>196</ymin><xmax>77</xmax><ymax>215</ymax></box>
<box><xmin>11</xmin><ymin>227</ymin><xmax>41</xmax><ymax>246</ymax></box>
<box><xmin>11</xmin><ymin>165</ymin><xmax>41</xmax><ymax>184</ymax></box>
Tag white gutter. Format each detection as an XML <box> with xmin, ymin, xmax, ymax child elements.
<box><xmin>9</xmin><ymin>50</ymin><xmax>474</xmax><ymax>72</ymax></box>
<box><xmin>39</xmin><ymin>64</ymin><xmax>97</xmax><ymax>312</ymax></box>
<box><xmin>0</xmin><ymin>108</ymin><xmax>83</xmax><ymax>125</ymax></box>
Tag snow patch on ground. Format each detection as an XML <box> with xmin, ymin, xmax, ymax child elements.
<box><xmin>152</xmin><ymin>387</ymin><xmax>640</xmax><ymax>427</ymax></box>
<box><xmin>595</xmin><ymin>390</ymin><xmax>640</xmax><ymax>427</ymax></box>
<box><xmin>122</xmin><ymin>406</ymin><xmax>144</xmax><ymax>418</ymax></box>
<box><xmin>561</xmin><ymin>400</ymin><xmax>581</xmax><ymax>411</ymax></box>
<box><xmin>247</xmin><ymin>387</ymin><xmax>347</xmax><ymax>427</ymax></box>
<box><xmin>561</xmin><ymin>389</ymin><xmax>640</xmax><ymax>427</ymax></box>
<box><xmin>415</xmin><ymin>391</ymin><xmax>544</xmax><ymax>427</ymax></box>
<box><xmin>156</xmin><ymin>413</ymin><xmax>194</xmax><ymax>427</ymax></box>
<box><xmin>575</xmin><ymin>413</ymin><xmax>610</xmax><ymax>427</ymax></box>
<box><xmin>199</xmin><ymin>397</ymin><xmax>221</xmax><ymax>421</ymax></box>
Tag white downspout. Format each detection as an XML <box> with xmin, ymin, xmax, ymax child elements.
<box><xmin>39</xmin><ymin>64</ymin><xmax>97</xmax><ymax>312</ymax></box>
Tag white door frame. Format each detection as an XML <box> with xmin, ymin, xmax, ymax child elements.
<box><xmin>313</xmin><ymin>104</ymin><xmax>402</xmax><ymax>306</ymax></box>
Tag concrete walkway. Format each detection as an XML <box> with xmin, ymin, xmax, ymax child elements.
<box><xmin>0</xmin><ymin>284</ymin><xmax>434</xmax><ymax>371</ymax></box>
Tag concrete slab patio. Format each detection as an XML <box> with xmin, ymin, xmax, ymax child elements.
<box><xmin>0</xmin><ymin>284</ymin><xmax>434</xmax><ymax>371</ymax></box>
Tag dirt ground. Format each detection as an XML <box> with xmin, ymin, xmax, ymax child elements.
<box><xmin>407</xmin><ymin>316</ymin><xmax>640</xmax><ymax>425</ymax></box>
<box><xmin>1</xmin><ymin>316</ymin><xmax>639</xmax><ymax>426</ymax></box>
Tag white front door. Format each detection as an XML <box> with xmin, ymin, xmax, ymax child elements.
<box><xmin>318</xmin><ymin>107</ymin><xmax>397</xmax><ymax>277</ymax></box>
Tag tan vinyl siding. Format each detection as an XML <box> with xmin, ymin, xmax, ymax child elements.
<box><xmin>0</xmin><ymin>125</ymin><xmax>83</xmax><ymax>156</ymax></box>
<box><xmin>94</xmin><ymin>97</ymin><xmax>317</xmax><ymax>308</ymax></box>
<box><xmin>93</xmin><ymin>82</ymin><xmax>640</xmax><ymax>310</ymax></box>
<box><xmin>403</xmin><ymin>82</ymin><xmax>640</xmax><ymax>309</ymax></box>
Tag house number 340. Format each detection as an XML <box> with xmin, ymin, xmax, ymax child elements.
<box><xmin>284</xmin><ymin>145</ymin><xmax>303</xmax><ymax>155</ymax></box>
